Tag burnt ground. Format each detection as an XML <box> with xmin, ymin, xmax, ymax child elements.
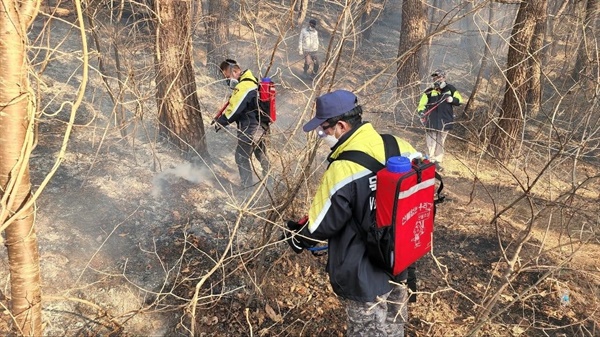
<box><xmin>1</xmin><ymin>2</ymin><xmax>599</xmax><ymax>337</ymax></box>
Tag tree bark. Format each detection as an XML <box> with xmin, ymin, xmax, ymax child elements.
<box><xmin>396</xmin><ymin>0</ymin><xmax>427</xmax><ymax>109</ymax></box>
<box><xmin>206</xmin><ymin>0</ymin><xmax>230</xmax><ymax>77</ymax></box>
<box><xmin>490</xmin><ymin>0</ymin><xmax>547</xmax><ymax>160</ymax></box>
<box><xmin>572</xmin><ymin>0</ymin><xmax>599</xmax><ymax>82</ymax></box>
<box><xmin>154</xmin><ymin>0</ymin><xmax>208</xmax><ymax>157</ymax></box>
<box><xmin>0</xmin><ymin>1</ymin><xmax>43</xmax><ymax>336</ymax></box>
<box><xmin>526</xmin><ymin>0</ymin><xmax>548</xmax><ymax>118</ymax></box>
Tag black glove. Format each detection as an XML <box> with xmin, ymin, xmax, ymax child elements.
<box><xmin>284</xmin><ymin>216</ymin><xmax>317</xmax><ymax>254</ymax></box>
<box><xmin>284</xmin><ymin>230</ymin><xmax>305</xmax><ymax>254</ymax></box>
<box><xmin>286</xmin><ymin>216</ymin><xmax>308</xmax><ymax>231</ymax></box>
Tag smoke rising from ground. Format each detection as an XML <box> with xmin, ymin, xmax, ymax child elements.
<box><xmin>151</xmin><ymin>162</ymin><xmax>213</xmax><ymax>197</ymax></box>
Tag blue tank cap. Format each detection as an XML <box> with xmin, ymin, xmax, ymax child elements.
<box><xmin>386</xmin><ymin>156</ymin><xmax>412</xmax><ymax>173</ymax></box>
<box><xmin>261</xmin><ymin>77</ymin><xmax>271</xmax><ymax>82</ymax></box>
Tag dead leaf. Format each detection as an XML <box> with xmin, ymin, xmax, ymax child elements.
<box><xmin>256</xmin><ymin>310</ymin><xmax>265</xmax><ymax>326</ymax></box>
<box><xmin>511</xmin><ymin>325</ymin><xmax>526</xmax><ymax>336</ymax></box>
<box><xmin>265</xmin><ymin>303</ymin><xmax>282</xmax><ymax>322</ymax></box>
<box><xmin>203</xmin><ymin>226</ymin><xmax>213</xmax><ymax>234</ymax></box>
<box><xmin>201</xmin><ymin>316</ymin><xmax>218</xmax><ymax>326</ymax></box>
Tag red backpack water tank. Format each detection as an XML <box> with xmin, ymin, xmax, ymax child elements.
<box><xmin>376</xmin><ymin>157</ymin><xmax>436</xmax><ymax>276</ymax></box>
<box><xmin>259</xmin><ymin>77</ymin><xmax>276</xmax><ymax>122</ymax></box>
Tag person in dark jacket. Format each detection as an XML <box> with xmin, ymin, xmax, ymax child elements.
<box><xmin>417</xmin><ymin>69</ymin><xmax>463</xmax><ymax>172</ymax></box>
<box><xmin>286</xmin><ymin>90</ymin><xmax>419</xmax><ymax>336</ymax></box>
<box><xmin>215</xmin><ymin>59</ymin><xmax>270</xmax><ymax>188</ymax></box>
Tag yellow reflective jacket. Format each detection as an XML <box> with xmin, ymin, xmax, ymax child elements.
<box><xmin>417</xmin><ymin>83</ymin><xmax>463</xmax><ymax>131</ymax></box>
<box><xmin>216</xmin><ymin>69</ymin><xmax>259</xmax><ymax>129</ymax></box>
<box><xmin>300</xmin><ymin>122</ymin><xmax>417</xmax><ymax>301</ymax></box>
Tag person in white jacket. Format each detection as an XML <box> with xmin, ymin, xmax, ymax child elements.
<box><xmin>298</xmin><ymin>19</ymin><xmax>319</xmax><ymax>77</ymax></box>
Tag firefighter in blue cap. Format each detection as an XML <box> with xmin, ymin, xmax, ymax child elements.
<box><xmin>285</xmin><ymin>89</ymin><xmax>420</xmax><ymax>336</ymax></box>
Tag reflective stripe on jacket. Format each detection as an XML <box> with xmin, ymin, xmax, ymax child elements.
<box><xmin>300</xmin><ymin>122</ymin><xmax>417</xmax><ymax>302</ymax></box>
<box><xmin>217</xmin><ymin>70</ymin><xmax>259</xmax><ymax>131</ymax></box>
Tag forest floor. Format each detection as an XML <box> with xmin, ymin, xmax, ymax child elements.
<box><xmin>1</xmin><ymin>2</ymin><xmax>599</xmax><ymax>337</ymax></box>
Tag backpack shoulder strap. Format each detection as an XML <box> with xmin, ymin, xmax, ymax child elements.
<box><xmin>332</xmin><ymin>134</ymin><xmax>400</xmax><ymax>172</ymax></box>
<box><xmin>335</xmin><ymin>151</ymin><xmax>384</xmax><ymax>172</ymax></box>
<box><xmin>381</xmin><ymin>134</ymin><xmax>400</xmax><ymax>159</ymax></box>
<box><xmin>434</xmin><ymin>171</ymin><xmax>445</xmax><ymax>205</ymax></box>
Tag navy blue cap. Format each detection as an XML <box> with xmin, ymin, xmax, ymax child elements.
<box><xmin>303</xmin><ymin>90</ymin><xmax>357</xmax><ymax>132</ymax></box>
<box><xmin>386</xmin><ymin>156</ymin><xmax>412</xmax><ymax>173</ymax></box>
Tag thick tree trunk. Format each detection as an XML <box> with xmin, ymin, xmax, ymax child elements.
<box><xmin>0</xmin><ymin>1</ymin><xmax>43</xmax><ymax>336</ymax></box>
<box><xmin>396</xmin><ymin>0</ymin><xmax>427</xmax><ymax>109</ymax></box>
<box><xmin>572</xmin><ymin>0</ymin><xmax>599</xmax><ymax>82</ymax></box>
<box><xmin>154</xmin><ymin>0</ymin><xmax>208</xmax><ymax>157</ymax></box>
<box><xmin>206</xmin><ymin>0</ymin><xmax>230</xmax><ymax>77</ymax></box>
<box><xmin>526</xmin><ymin>0</ymin><xmax>548</xmax><ymax>118</ymax></box>
<box><xmin>490</xmin><ymin>0</ymin><xmax>546</xmax><ymax>160</ymax></box>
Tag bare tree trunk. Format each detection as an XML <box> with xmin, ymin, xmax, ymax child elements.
<box><xmin>206</xmin><ymin>0</ymin><xmax>230</xmax><ymax>77</ymax></box>
<box><xmin>0</xmin><ymin>1</ymin><xmax>43</xmax><ymax>336</ymax></box>
<box><xmin>297</xmin><ymin>0</ymin><xmax>309</xmax><ymax>26</ymax></box>
<box><xmin>360</xmin><ymin>0</ymin><xmax>374</xmax><ymax>42</ymax></box>
<box><xmin>464</xmin><ymin>3</ymin><xmax>495</xmax><ymax>118</ymax></box>
<box><xmin>154</xmin><ymin>0</ymin><xmax>208</xmax><ymax>157</ymax></box>
<box><xmin>396</xmin><ymin>0</ymin><xmax>427</xmax><ymax>108</ymax></box>
<box><xmin>526</xmin><ymin>0</ymin><xmax>548</xmax><ymax>118</ymax></box>
<box><xmin>572</xmin><ymin>0</ymin><xmax>599</xmax><ymax>82</ymax></box>
<box><xmin>546</xmin><ymin>0</ymin><xmax>570</xmax><ymax>58</ymax></box>
<box><xmin>490</xmin><ymin>0</ymin><xmax>546</xmax><ymax>160</ymax></box>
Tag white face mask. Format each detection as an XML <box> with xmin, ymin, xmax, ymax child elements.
<box><xmin>226</xmin><ymin>78</ymin><xmax>238</xmax><ymax>89</ymax></box>
<box><xmin>317</xmin><ymin>125</ymin><xmax>339</xmax><ymax>148</ymax></box>
<box><xmin>322</xmin><ymin>134</ymin><xmax>339</xmax><ymax>148</ymax></box>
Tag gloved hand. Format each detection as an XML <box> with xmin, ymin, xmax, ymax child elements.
<box><xmin>284</xmin><ymin>216</ymin><xmax>317</xmax><ymax>254</ymax></box>
<box><xmin>417</xmin><ymin>111</ymin><xmax>425</xmax><ymax>119</ymax></box>
<box><xmin>284</xmin><ymin>230</ymin><xmax>305</xmax><ymax>254</ymax></box>
<box><xmin>286</xmin><ymin>216</ymin><xmax>308</xmax><ymax>231</ymax></box>
<box><xmin>446</xmin><ymin>96</ymin><xmax>453</xmax><ymax>103</ymax></box>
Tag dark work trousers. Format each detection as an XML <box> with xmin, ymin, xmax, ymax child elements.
<box><xmin>235</xmin><ymin>122</ymin><xmax>270</xmax><ymax>187</ymax></box>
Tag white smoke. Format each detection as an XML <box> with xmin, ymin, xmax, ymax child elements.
<box><xmin>151</xmin><ymin>162</ymin><xmax>213</xmax><ymax>197</ymax></box>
